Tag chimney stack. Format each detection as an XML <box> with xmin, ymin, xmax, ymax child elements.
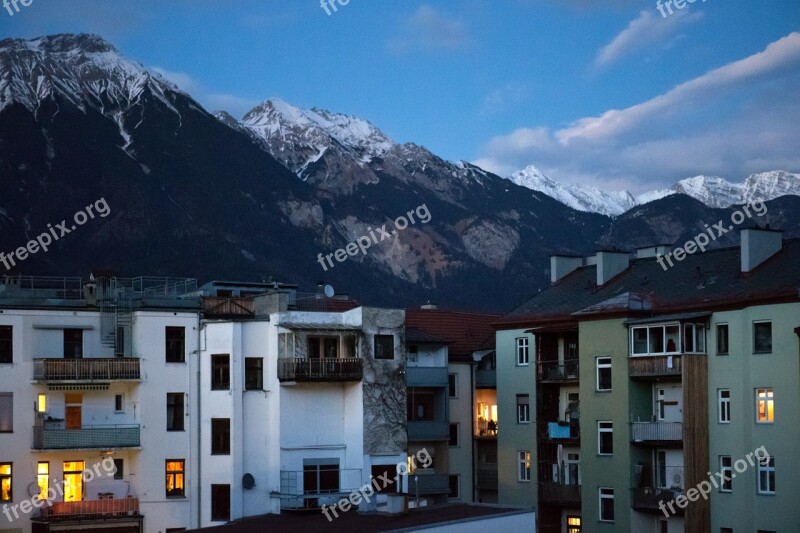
<box><xmin>596</xmin><ymin>251</ymin><xmax>630</xmax><ymax>286</ymax></box>
<box><xmin>550</xmin><ymin>256</ymin><xmax>584</xmax><ymax>283</ymax></box>
<box><xmin>741</xmin><ymin>228</ymin><xmax>783</xmax><ymax>273</ymax></box>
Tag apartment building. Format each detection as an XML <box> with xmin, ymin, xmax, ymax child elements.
<box><xmin>196</xmin><ymin>285</ymin><xmax>407</xmax><ymax>527</ymax></box>
<box><xmin>0</xmin><ymin>276</ymin><xmax>201</xmax><ymax>533</ymax></box>
<box><xmin>495</xmin><ymin>230</ymin><xmax>800</xmax><ymax>533</ymax></box>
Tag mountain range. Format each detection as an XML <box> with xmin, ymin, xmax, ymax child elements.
<box><xmin>1</xmin><ymin>33</ymin><xmax>798</xmax><ymax>312</ymax></box>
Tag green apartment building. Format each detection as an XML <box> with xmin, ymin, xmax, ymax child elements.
<box><xmin>495</xmin><ymin>230</ymin><xmax>800</xmax><ymax>533</ymax></box>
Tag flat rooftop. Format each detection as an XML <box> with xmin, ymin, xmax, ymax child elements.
<box><xmin>188</xmin><ymin>503</ymin><xmax>530</xmax><ymax>533</ymax></box>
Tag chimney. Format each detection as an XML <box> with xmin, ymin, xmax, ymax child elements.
<box><xmin>421</xmin><ymin>301</ymin><xmax>438</xmax><ymax>310</ymax></box>
<box><xmin>636</xmin><ymin>245</ymin><xmax>671</xmax><ymax>259</ymax></box>
<box><xmin>596</xmin><ymin>251</ymin><xmax>630</xmax><ymax>286</ymax></box>
<box><xmin>741</xmin><ymin>228</ymin><xmax>783</xmax><ymax>273</ymax></box>
<box><xmin>254</xmin><ymin>290</ymin><xmax>290</xmax><ymax>315</ymax></box>
<box><xmin>551</xmin><ymin>256</ymin><xmax>584</xmax><ymax>283</ymax></box>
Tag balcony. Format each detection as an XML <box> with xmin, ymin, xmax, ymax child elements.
<box><xmin>541</xmin><ymin>422</ymin><xmax>580</xmax><ymax>442</ymax></box>
<box><xmin>202</xmin><ymin>297</ymin><xmax>254</xmax><ymax>319</ymax></box>
<box><xmin>629</xmin><ymin>355</ymin><xmax>682</xmax><ymax>379</ymax></box>
<box><xmin>476</xmin><ymin>467</ymin><xmax>498</xmax><ymax>491</ymax></box>
<box><xmin>632</xmin><ymin>487</ymin><xmax>684</xmax><ymax>515</ymax></box>
<box><xmin>539</xmin><ymin>482</ymin><xmax>581</xmax><ymax>505</ymax></box>
<box><xmin>406</xmin><ymin>366</ymin><xmax>448</xmax><ymax>387</ymax></box>
<box><xmin>278</xmin><ymin>358</ymin><xmax>363</xmax><ymax>383</ymax></box>
<box><xmin>475</xmin><ymin>369</ymin><xmax>496</xmax><ymax>388</ymax></box>
<box><xmin>37</xmin><ymin>497</ymin><xmax>141</xmax><ymax>520</ymax></box>
<box><xmin>538</xmin><ymin>360</ymin><xmax>579</xmax><ymax>383</ymax></box>
<box><xmin>631</xmin><ymin>422</ymin><xmax>683</xmax><ymax>445</ymax></box>
<box><xmin>408</xmin><ymin>421</ymin><xmax>450</xmax><ymax>441</ymax></box>
<box><xmin>33</xmin><ymin>358</ymin><xmax>141</xmax><ymax>382</ymax></box>
<box><xmin>408</xmin><ymin>473</ymin><xmax>450</xmax><ymax>495</ymax></box>
<box><xmin>33</xmin><ymin>424</ymin><xmax>141</xmax><ymax>450</ymax></box>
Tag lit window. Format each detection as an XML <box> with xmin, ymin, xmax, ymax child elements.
<box><xmin>757</xmin><ymin>457</ymin><xmax>775</xmax><ymax>494</ymax></box>
<box><xmin>516</xmin><ymin>337</ymin><xmax>529</xmax><ymax>366</ymax></box>
<box><xmin>38</xmin><ymin>394</ymin><xmax>47</xmax><ymax>413</ymax></box>
<box><xmin>596</xmin><ymin>357</ymin><xmax>611</xmax><ymax>391</ymax></box>
<box><xmin>517</xmin><ymin>451</ymin><xmax>531</xmax><ymax>482</ymax></box>
<box><xmin>756</xmin><ymin>388</ymin><xmax>774</xmax><ymax>423</ymax></box>
<box><xmin>37</xmin><ymin>462</ymin><xmax>49</xmax><ymax>500</ymax></box>
<box><xmin>598</xmin><ymin>421</ymin><xmax>613</xmax><ymax>455</ymax></box>
<box><xmin>63</xmin><ymin>461</ymin><xmax>84</xmax><ymax>502</ymax></box>
<box><xmin>166</xmin><ymin>460</ymin><xmax>185</xmax><ymax>497</ymax></box>
<box><xmin>718</xmin><ymin>389</ymin><xmax>731</xmax><ymax>423</ymax></box>
<box><xmin>599</xmin><ymin>487</ymin><xmax>615</xmax><ymax>522</ymax></box>
<box><xmin>720</xmin><ymin>456</ymin><xmax>732</xmax><ymax>492</ymax></box>
<box><xmin>0</xmin><ymin>463</ymin><xmax>11</xmax><ymax>502</ymax></box>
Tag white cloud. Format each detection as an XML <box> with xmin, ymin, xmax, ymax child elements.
<box><xmin>480</xmin><ymin>83</ymin><xmax>529</xmax><ymax>115</ymax></box>
<box><xmin>387</xmin><ymin>5</ymin><xmax>470</xmax><ymax>54</ymax></box>
<box><xmin>150</xmin><ymin>67</ymin><xmax>258</xmax><ymax>118</ymax></box>
<box><xmin>594</xmin><ymin>9</ymin><xmax>702</xmax><ymax>68</ymax></box>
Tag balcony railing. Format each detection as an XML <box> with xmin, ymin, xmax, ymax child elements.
<box><xmin>278</xmin><ymin>358</ymin><xmax>363</xmax><ymax>382</ymax></box>
<box><xmin>476</xmin><ymin>467</ymin><xmax>498</xmax><ymax>491</ymax></box>
<box><xmin>541</xmin><ymin>422</ymin><xmax>580</xmax><ymax>442</ymax></box>
<box><xmin>408</xmin><ymin>421</ymin><xmax>450</xmax><ymax>441</ymax></box>
<box><xmin>408</xmin><ymin>474</ymin><xmax>450</xmax><ymax>495</ymax></box>
<box><xmin>33</xmin><ymin>425</ymin><xmax>141</xmax><ymax>450</ymax></box>
<box><xmin>38</xmin><ymin>498</ymin><xmax>140</xmax><ymax>520</ymax></box>
<box><xmin>406</xmin><ymin>366</ymin><xmax>448</xmax><ymax>387</ymax></box>
<box><xmin>475</xmin><ymin>369</ymin><xmax>496</xmax><ymax>388</ymax></box>
<box><xmin>631</xmin><ymin>487</ymin><xmax>684</xmax><ymax>515</ymax></box>
<box><xmin>538</xmin><ymin>360</ymin><xmax>579</xmax><ymax>382</ymax></box>
<box><xmin>539</xmin><ymin>482</ymin><xmax>581</xmax><ymax>505</ymax></box>
<box><xmin>33</xmin><ymin>358</ymin><xmax>141</xmax><ymax>382</ymax></box>
<box><xmin>631</xmin><ymin>422</ymin><xmax>683</xmax><ymax>444</ymax></box>
<box><xmin>202</xmin><ymin>297</ymin><xmax>254</xmax><ymax>318</ymax></box>
<box><xmin>629</xmin><ymin>355</ymin><xmax>682</xmax><ymax>378</ymax></box>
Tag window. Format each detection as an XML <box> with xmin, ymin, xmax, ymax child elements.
<box><xmin>448</xmin><ymin>374</ymin><xmax>457</xmax><ymax>398</ymax></box>
<box><xmin>374</xmin><ymin>335</ymin><xmax>394</xmax><ymax>359</ymax></box>
<box><xmin>517</xmin><ymin>451</ymin><xmax>531</xmax><ymax>482</ymax></box>
<box><xmin>166</xmin><ymin>529</ymin><xmax>187</xmax><ymax>533</ymax></box>
<box><xmin>211</xmin><ymin>418</ymin><xmax>231</xmax><ymax>455</ymax></box>
<box><xmin>717</xmin><ymin>324</ymin><xmax>729</xmax><ymax>355</ymax></box>
<box><xmin>211</xmin><ymin>484</ymin><xmax>231</xmax><ymax>521</ymax></box>
<box><xmin>517</xmin><ymin>394</ymin><xmax>530</xmax><ymax>423</ymax></box>
<box><xmin>166</xmin><ymin>327</ymin><xmax>186</xmax><ymax>363</ymax></box>
<box><xmin>0</xmin><ymin>464</ymin><xmax>10</xmax><ymax>502</ymax></box>
<box><xmin>599</xmin><ymin>487</ymin><xmax>615</xmax><ymax>522</ymax></box>
<box><xmin>449</xmin><ymin>423</ymin><xmax>459</xmax><ymax>447</ymax></box>
<box><xmin>167</xmin><ymin>393</ymin><xmax>185</xmax><ymax>431</ymax></box>
<box><xmin>631</xmin><ymin>324</ymin><xmax>682</xmax><ymax>355</ymax></box>
<box><xmin>308</xmin><ymin>336</ymin><xmax>340</xmax><ymax>359</ymax></box>
<box><xmin>720</xmin><ymin>456</ymin><xmax>732</xmax><ymax>492</ymax></box>
<box><xmin>684</xmin><ymin>323</ymin><xmax>705</xmax><ymax>353</ymax></box>
<box><xmin>596</xmin><ymin>357</ymin><xmax>612</xmax><ymax>391</ymax></box>
<box><xmin>448</xmin><ymin>474</ymin><xmax>460</xmax><ymax>499</ymax></box>
<box><xmin>63</xmin><ymin>329</ymin><xmax>83</xmax><ymax>359</ymax></box>
<box><xmin>115</xmin><ymin>394</ymin><xmax>124</xmax><ymax>413</ymax></box>
<box><xmin>718</xmin><ymin>389</ymin><xmax>731</xmax><ymax>423</ymax></box>
<box><xmin>113</xmin><ymin>459</ymin><xmax>124</xmax><ymax>480</ymax></box>
<box><xmin>516</xmin><ymin>337</ymin><xmax>529</xmax><ymax>366</ymax></box>
<box><xmin>598</xmin><ymin>421</ymin><xmax>613</xmax><ymax>455</ymax></box>
<box><xmin>37</xmin><ymin>394</ymin><xmax>47</xmax><ymax>413</ymax></box>
<box><xmin>0</xmin><ymin>326</ymin><xmax>11</xmax><ymax>363</ymax></box>
<box><xmin>407</xmin><ymin>391</ymin><xmax>434</xmax><ymax>421</ymax></box>
<box><xmin>757</xmin><ymin>457</ymin><xmax>775</xmax><ymax>494</ymax></box>
<box><xmin>0</xmin><ymin>393</ymin><xmax>11</xmax><ymax>432</ymax></box>
<box><xmin>753</xmin><ymin>322</ymin><xmax>772</xmax><ymax>353</ymax></box>
<box><xmin>567</xmin><ymin>516</ymin><xmax>582</xmax><ymax>533</ymax></box>
<box><xmin>756</xmin><ymin>388</ymin><xmax>774</xmax><ymax>423</ymax></box>
<box><xmin>720</xmin><ymin>529</ymin><xmax>733</xmax><ymax>533</ymax></box>
<box><xmin>37</xmin><ymin>462</ymin><xmax>48</xmax><ymax>500</ymax></box>
<box><xmin>211</xmin><ymin>355</ymin><xmax>230</xmax><ymax>390</ymax></box>
<box><xmin>63</xmin><ymin>461</ymin><xmax>84</xmax><ymax>502</ymax></box>
<box><xmin>245</xmin><ymin>358</ymin><xmax>263</xmax><ymax>390</ymax></box>
<box><xmin>166</xmin><ymin>460</ymin><xmax>185</xmax><ymax>497</ymax></box>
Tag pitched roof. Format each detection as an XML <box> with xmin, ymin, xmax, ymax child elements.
<box><xmin>406</xmin><ymin>308</ymin><xmax>500</xmax><ymax>362</ymax></box>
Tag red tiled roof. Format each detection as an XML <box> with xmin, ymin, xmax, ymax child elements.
<box><xmin>405</xmin><ymin>308</ymin><xmax>499</xmax><ymax>361</ymax></box>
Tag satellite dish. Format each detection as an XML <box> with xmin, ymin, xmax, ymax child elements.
<box><xmin>243</xmin><ymin>473</ymin><xmax>256</xmax><ymax>490</ymax></box>
<box><xmin>323</xmin><ymin>285</ymin><xmax>335</xmax><ymax>298</ymax></box>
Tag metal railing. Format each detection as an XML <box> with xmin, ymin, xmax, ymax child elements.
<box><xmin>537</xmin><ymin>360</ymin><xmax>579</xmax><ymax>382</ymax></box>
<box><xmin>408</xmin><ymin>474</ymin><xmax>450</xmax><ymax>495</ymax></box>
<box><xmin>475</xmin><ymin>369</ymin><xmax>496</xmax><ymax>388</ymax></box>
<box><xmin>406</xmin><ymin>366</ymin><xmax>448</xmax><ymax>387</ymax></box>
<box><xmin>278</xmin><ymin>358</ymin><xmax>363</xmax><ymax>382</ymax></box>
<box><xmin>631</xmin><ymin>487</ymin><xmax>684</xmax><ymax>515</ymax></box>
<box><xmin>631</xmin><ymin>422</ymin><xmax>683</xmax><ymax>443</ymax></box>
<box><xmin>408</xmin><ymin>421</ymin><xmax>450</xmax><ymax>441</ymax></box>
<box><xmin>629</xmin><ymin>355</ymin><xmax>682</xmax><ymax>378</ymax></box>
<box><xmin>33</xmin><ymin>425</ymin><xmax>141</xmax><ymax>450</ymax></box>
<box><xmin>539</xmin><ymin>482</ymin><xmax>581</xmax><ymax>505</ymax></box>
<box><xmin>33</xmin><ymin>358</ymin><xmax>140</xmax><ymax>381</ymax></box>
<box><xmin>476</xmin><ymin>467</ymin><xmax>498</xmax><ymax>491</ymax></box>
<box><xmin>0</xmin><ymin>275</ymin><xmax>84</xmax><ymax>299</ymax></box>
<box><xmin>39</xmin><ymin>498</ymin><xmax>140</xmax><ymax>519</ymax></box>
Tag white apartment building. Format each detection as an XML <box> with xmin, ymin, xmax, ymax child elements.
<box><xmin>0</xmin><ymin>276</ymin><xmax>201</xmax><ymax>533</ymax></box>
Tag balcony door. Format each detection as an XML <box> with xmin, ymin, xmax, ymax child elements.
<box><xmin>63</xmin><ymin>461</ymin><xmax>85</xmax><ymax>502</ymax></box>
<box><xmin>65</xmin><ymin>393</ymin><xmax>82</xmax><ymax>430</ymax></box>
<box><xmin>655</xmin><ymin>384</ymin><xmax>682</xmax><ymax>422</ymax></box>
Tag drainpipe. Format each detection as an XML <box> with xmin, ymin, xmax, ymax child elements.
<box><xmin>196</xmin><ymin>322</ymin><xmax>204</xmax><ymax>528</ymax></box>
<box><xmin>470</xmin><ymin>361</ymin><xmax>476</xmax><ymax>502</ymax></box>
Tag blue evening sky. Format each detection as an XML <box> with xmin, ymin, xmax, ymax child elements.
<box><xmin>3</xmin><ymin>0</ymin><xmax>799</xmax><ymax>191</ymax></box>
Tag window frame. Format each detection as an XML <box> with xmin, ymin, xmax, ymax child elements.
<box><xmin>718</xmin><ymin>389</ymin><xmax>731</xmax><ymax>424</ymax></box>
<box><xmin>515</xmin><ymin>337</ymin><xmax>529</xmax><ymax>366</ymax></box>
<box><xmin>114</xmin><ymin>394</ymin><xmax>124</xmax><ymax>413</ymax></box>
<box><xmin>596</xmin><ymin>357</ymin><xmax>612</xmax><ymax>392</ymax></box>
<box><xmin>598</xmin><ymin>421</ymin><xmax>613</xmax><ymax>455</ymax></box>
<box><xmin>165</xmin><ymin>459</ymin><xmax>186</xmax><ymax>498</ymax></box>
<box><xmin>167</xmin><ymin>393</ymin><xmax>185</xmax><ymax>432</ymax></box>
<box><xmin>244</xmin><ymin>357</ymin><xmax>263</xmax><ymax>391</ymax></box>
<box><xmin>753</xmin><ymin>321</ymin><xmax>772</xmax><ymax>354</ymax></box>
<box><xmin>0</xmin><ymin>392</ymin><xmax>12</xmax><ymax>433</ymax></box>
<box><xmin>716</xmin><ymin>323</ymin><xmax>729</xmax><ymax>355</ymax></box>
<box><xmin>165</xmin><ymin>327</ymin><xmax>186</xmax><ymax>363</ymax></box>
<box><xmin>211</xmin><ymin>484</ymin><xmax>231</xmax><ymax>522</ymax></box>
<box><xmin>719</xmin><ymin>456</ymin><xmax>733</xmax><ymax>492</ymax></box>
<box><xmin>516</xmin><ymin>394</ymin><xmax>530</xmax><ymax>424</ymax></box>
<box><xmin>598</xmin><ymin>487</ymin><xmax>615</xmax><ymax>522</ymax></box>
<box><xmin>211</xmin><ymin>418</ymin><xmax>231</xmax><ymax>455</ymax></box>
<box><xmin>755</xmin><ymin>388</ymin><xmax>774</xmax><ymax>424</ymax></box>
<box><xmin>0</xmin><ymin>326</ymin><xmax>12</xmax><ymax>364</ymax></box>
<box><xmin>374</xmin><ymin>334</ymin><xmax>395</xmax><ymax>360</ymax></box>
<box><xmin>113</xmin><ymin>459</ymin><xmax>124</xmax><ymax>480</ymax></box>
<box><xmin>517</xmin><ymin>451</ymin><xmax>531</xmax><ymax>482</ymax></box>
<box><xmin>757</xmin><ymin>457</ymin><xmax>775</xmax><ymax>495</ymax></box>
<box><xmin>211</xmin><ymin>354</ymin><xmax>231</xmax><ymax>391</ymax></box>
<box><xmin>448</xmin><ymin>373</ymin><xmax>458</xmax><ymax>398</ymax></box>
<box><xmin>63</xmin><ymin>328</ymin><xmax>83</xmax><ymax>359</ymax></box>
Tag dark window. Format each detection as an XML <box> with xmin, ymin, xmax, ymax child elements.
<box><xmin>449</xmin><ymin>423</ymin><xmax>459</xmax><ymax>447</ymax></box>
<box><xmin>212</xmin><ymin>355</ymin><xmax>230</xmax><ymax>390</ymax></box>
<box><xmin>0</xmin><ymin>463</ymin><xmax>11</xmax><ymax>502</ymax></box>
<box><xmin>599</xmin><ymin>487</ymin><xmax>614</xmax><ymax>521</ymax></box>
<box><xmin>374</xmin><ymin>335</ymin><xmax>394</xmax><ymax>359</ymax></box>
<box><xmin>598</xmin><ymin>421</ymin><xmax>613</xmax><ymax>455</ymax></box>
<box><xmin>211</xmin><ymin>484</ymin><xmax>231</xmax><ymax>521</ymax></box>
<box><xmin>303</xmin><ymin>462</ymin><xmax>340</xmax><ymax>496</ymax></box>
<box><xmin>245</xmin><ymin>358</ymin><xmax>263</xmax><ymax>390</ymax></box>
<box><xmin>211</xmin><ymin>418</ymin><xmax>231</xmax><ymax>455</ymax></box>
<box><xmin>517</xmin><ymin>394</ymin><xmax>530</xmax><ymax>423</ymax></box>
<box><xmin>717</xmin><ymin>324</ymin><xmax>729</xmax><ymax>355</ymax></box>
<box><xmin>307</xmin><ymin>337</ymin><xmax>339</xmax><ymax>359</ymax></box>
<box><xmin>166</xmin><ymin>460</ymin><xmax>185</xmax><ymax>497</ymax></box>
<box><xmin>166</xmin><ymin>327</ymin><xmax>186</xmax><ymax>363</ymax></box>
<box><xmin>720</xmin><ymin>529</ymin><xmax>733</xmax><ymax>533</ymax></box>
<box><xmin>0</xmin><ymin>326</ymin><xmax>12</xmax><ymax>364</ymax></box>
<box><xmin>115</xmin><ymin>394</ymin><xmax>123</xmax><ymax>412</ymax></box>
<box><xmin>407</xmin><ymin>391</ymin><xmax>434</xmax><ymax>421</ymax></box>
<box><xmin>63</xmin><ymin>329</ymin><xmax>83</xmax><ymax>359</ymax></box>
<box><xmin>0</xmin><ymin>393</ymin><xmax>12</xmax><ymax>432</ymax></box>
<box><xmin>754</xmin><ymin>322</ymin><xmax>772</xmax><ymax>353</ymax></box>
<box><xmin>165</xmin><ymin>529</ymin><xmax>187</xmax><ymax>533</ymax></box>
<box><xmin>448</xmin><ymin>475</ymin><xmax>459</xmax><ymax>499</ymax></box>
<box><xmin>115</xmin><ymin>326</ymin><xmax>125</xmax><ymax>357</ymax></box>
<box><xmin>448</xmin><ymin>374</ymin><xmax>457</xmax><ymax>398</ymax></box>
<box><xmin>167</xmin><ymin>393</ymin><xmax>185</xmax><ymax>431</ymax></box>
<box><xmin>113</xmin><ymin>459</ymin><xmax>124</xmax><ymax>480</ymax></box>
<box><xmin>597</xmin><ymin>357</ymin><xmax>612</xmax><ymax>391</ymax></box>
